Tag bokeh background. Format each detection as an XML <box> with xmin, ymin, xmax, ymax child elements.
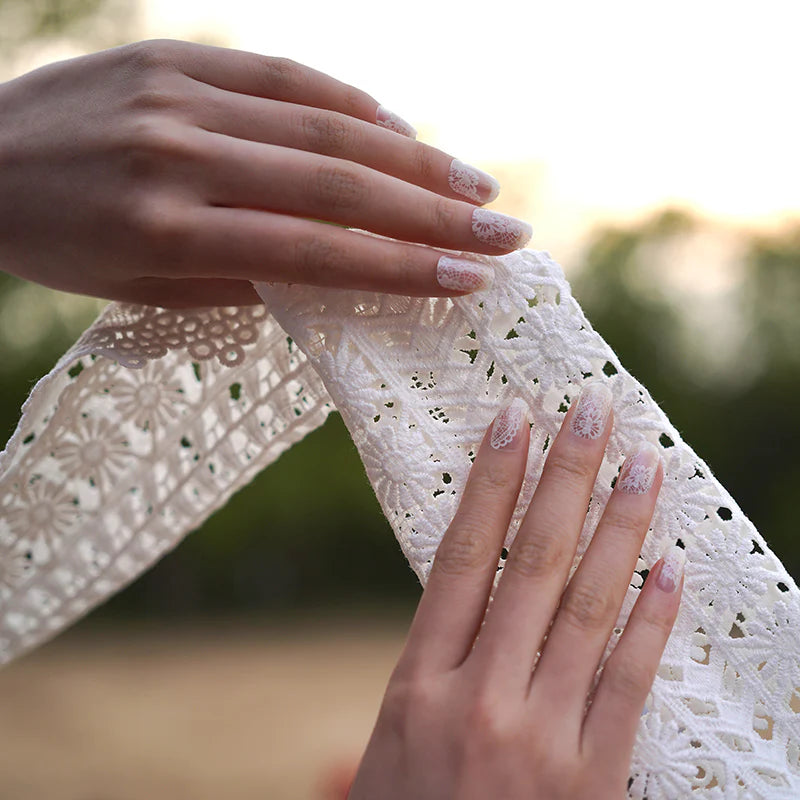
<box><xmin>1</xmin><ymin>1</ymin><xmax>799</xmax><ymax>797</ymax></box>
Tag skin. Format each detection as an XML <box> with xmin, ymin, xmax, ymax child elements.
<box><xmin>0</xmin><ymin>39</ymin><xmax>517</xmax><ymax>308</ymax></box>
<box><xmin>350</xmin><ymin>402</ymin><xmax>682</xmax><ymax>799</ymax></box>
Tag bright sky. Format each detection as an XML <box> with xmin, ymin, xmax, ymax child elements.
<box><xmin>141</xmin><ymin>0</ymin><xmax>800</xmax><ymax>255</ymax></box>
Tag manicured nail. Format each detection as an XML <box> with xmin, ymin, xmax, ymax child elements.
<box><xmin>448</xmin><ymin>158</ymin><xmax>500</xmax><ymax>203</ymax></box>
<box><xmin>471</xmin><ymin>208</ymin><xmax>533</xmax><ymax>249</ymax></box>
<box><xmin>570</xmin><ymin>382</ymin><xmax>613</xmax><ymax>440</ymax></box>
<box><xmin>376</xmin><ymin>105</ymin><xmax>417</xmax><ymax>138</ymax></box>
<box><xmin>655</xmin><ymin>545</ymin><xmax>685</xmax><ymax>593</ymax></box>
<box><xmin>437</xmin><ymin>256</ymin><xmax>494</xmax><ymax>293</ymax></box>
<box><xmin>491</xmin><ymin>398</ymin><xmax>528</xmax><ymax>450</ymax></box>
<box><xmin>617</xmin><ymin>441</ymin><xmax>661</xmax><ymax>494</ymax></box>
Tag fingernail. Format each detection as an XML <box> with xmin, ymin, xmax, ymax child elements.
<box><xmin>491</xmin><ymin>398</ymin><xmax>528</xmax><ymax>450</ymax></box>
<box><xmin>437</xmin><ymin>256</ymin><xmax>494</xmax><ymax>293</ymax></box>
<box><xmin>376</xmin><ymin>105</ymin><xmax>417</xmax><ymax>139</ymax></box>
<box><xmin>471</xmin><ymin>208</ymin><xmax>533</xmax><ymax>249</ymax></box>
<box><xmin>617</xmin><ymin>441</ymin><xmax>661</xmax><ymax>495</ymax></box>
<box><xmin>448</xmin><ymin>158</ymin><xmax>500</xmax><ymax>203</ymax></box>
<box><xmin>655</xmin><ymin>545</ymin><xmax>685</xmax><ymax>593</ymax></box>
<box><xmin>570</xmin><ymin>382</ymin><xmax>612</xmax><ymax>440</ymax></box>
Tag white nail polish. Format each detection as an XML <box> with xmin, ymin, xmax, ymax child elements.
<box><xmin>570</xmin><ymin>382</ymin><xmax>612</xmax><ymax>440</ymax></box>
<box><xmin>448</xmin><ymin>159</ymin><xmax>500</xmax><ymax>203</ymax></box>
<box><xmin>436</xmin><ymin>256</ymin><xmax>494</xmax><ymax>293</ymax></box>
<box><xmin>471</xmin><ymin>208</ymin><xmax>532</xmax><ymax>249</ymax></box>
<box><xmin>617</xmin><ymin>441</ymin><xmax>661</xmax><ymax>494</ymax></box>
<box><xmin>656</xmin><ymin>545</ymin><xmax>685</xmax><ymax>593</ymax></box>
<box><xmin>376</xmin><ymin>105</ymin><xmax>417</xmax><ymax>138</ymax></box>
<box><xmin>490</xmin><ymin>398</ymin><xmax>528</xmax><ymax>449</ymax></box>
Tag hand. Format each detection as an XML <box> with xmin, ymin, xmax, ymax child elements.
<box><xmin>350</xmin><ymin>386</ymin><xmax>684</xmax><ymax>799</ymax></box>
<box><xmin>0</xmin><ymin>39</ymin><xmax>531</xmax><ymax>307</ymax></box>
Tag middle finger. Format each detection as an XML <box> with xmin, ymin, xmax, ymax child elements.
<box><xmin>196</xmin><ymin>129</ymin><xmax>533</xmax><ymax>254</ymax></box>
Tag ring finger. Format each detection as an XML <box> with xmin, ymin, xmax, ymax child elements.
<box><xmin>528</xmin><ymin>440</ymin><xmax>663</xmax><ymax>722</ymax></box>
<box><xmin>195</xmin><ymin>129</ymin><xmax>533</xmax><ymax>254</ymax></box>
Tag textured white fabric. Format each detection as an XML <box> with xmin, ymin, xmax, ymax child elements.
<box><xmin>1</xmin><ymin>249</ymin><xmax>799</xmax><ymax>797</ymax></box>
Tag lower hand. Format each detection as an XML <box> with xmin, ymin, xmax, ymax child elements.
<box><xmin>350</xmin><ymin>385</ymin><xmax>684</xmax><ymax>799</ymax></box>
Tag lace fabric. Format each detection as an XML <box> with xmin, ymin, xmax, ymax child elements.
<box><xmin>1</xmin><ymin>250</ymin><xmax>799</xmax><ymax>797</ymax></box>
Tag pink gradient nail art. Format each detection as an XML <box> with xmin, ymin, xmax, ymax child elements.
<box><xmin>448</xmin><ymin>159</ymin><xmax>500</xmax><ymax>203</ymax></box>
<box><xmin>656</xmin><ymin>545</ymin><xmax>685</xmax><ymax>593</ymax></box>
<box><xmin>436</xmin><ymin>256</ymin><xmax>494</xmax><ymax>292</ymax></box>
<box><xmin>490</xmin><ymin>398</ymin><xmax>528</xmax><ymax>450</ymax></box>
<box><xmin>617</xmin><ymin>441</ymin><xmax>661</xmax><ymax>494</ymax></box>
<box><xmin>471</xmin><ymin>208</ymin><xmax>532</xmax><ymax>249</ymax></box>
<box><xmin>376</xmin><ymin>105</ymin><xmax>417</xmax><ymax>138</ymax></box>
<box><xmin>570</xmin><ymin>382</ymin><xmax>612</xmax><ymax>440</ymax></box>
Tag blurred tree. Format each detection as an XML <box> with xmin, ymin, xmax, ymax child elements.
<box><xmin>0</xmin><ymin>0</ymin><xmax>140</xmax><ymax>77</ymax></box>
<box><xmin>575</xmin><ymin>209</ymin><xmax>800</xmax><ymax>581</ymax></box>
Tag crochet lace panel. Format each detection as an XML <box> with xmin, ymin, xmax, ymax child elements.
<box><xmin>1</xmin><ymin>250</ymin><xmax>799</xmax><ymax>798</ymax></box>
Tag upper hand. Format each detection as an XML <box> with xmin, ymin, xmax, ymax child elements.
<box><xmin>0</xmin><ymin>40</ymin><xmax>531</xmax><ymax>307</ymax></box>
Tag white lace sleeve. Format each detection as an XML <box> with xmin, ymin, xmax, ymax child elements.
<box><xmin>1</xmin><ymin>249</ymin><xmax>799</xmax><ymax>798</ymax></box>
<box><xmin>0</xmin><ymin>302</ymin><xmax>333</xmax><ymax>660</ymax></box>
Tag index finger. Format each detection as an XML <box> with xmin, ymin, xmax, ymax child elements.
<box><xmin>394</xmin><ymin>399</ymin><xmax>530</xmax><ymax>677</ymax></box>
<box><xmin>173</xmin><ymin>40</ymin><xmax>416</xmax><ymax>136</ymax></box>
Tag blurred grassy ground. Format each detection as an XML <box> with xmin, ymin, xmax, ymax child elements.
<box><xmin>0</xmin><ymin>614</ymin><xmax>412</xmax><ymax>800</ymax></box>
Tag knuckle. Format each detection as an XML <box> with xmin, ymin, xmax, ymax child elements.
<box><xmin>120</xmin><ymin>119</ymin><xmax>198</xmax><ymax>181</ymax></box>
<box><xmin>545</xmin><ymin>447</ymin><xmax>596</xmax><ymax>489</ymax></box>
<box><xmin>600</xmin><ymin>508</ymin><xmax>649</xmax><ymax>542</ymax></box>
<box><xmin>430</xmin><ymin>197</ymin><xmax>458</xmax><ymax>231</ymax></box>
<box><xmin>262</xmin><ymin>56</ymin><xmax>302</xmax><ymax>93</ymax></box>
<box><xmin>341</xmin><ymin>85</ymin><xmax>367</xmax><ymax>116</ymax></box>
<box><xmin>300</xmin><ymin>111</ymin><xmax>355</xmax><ymax>156</ymax></box>
<box><xmin>636</xmin><ymin>605</ymin><xmax>676</xmax><ymax>639</ymax></box>
<box><xmin>312</xmin><ymin>164</ymin><xmax>364</xmax><ymax>212</ymax></box>
<box><xmin>123</xmin><ymin>39</ymin><xmax>178</xmax><ymax>72</ymax></box>
<box><xmin>434</xmin><ymin>524</ymin><xmax>494</xmax><ymax>577</ymax></box>
<box><xmin>605</xmin><ymin>659</ymin><xmax>654</xmax><ymax>702</ymax></box>
<box><xmin>465</xmin><ymin>691</ymin><xmax>517</xmax><ymax>747</ymax></box>
<box><xmin>132</xmin><ymin>198</ymin><xmax>192</xmax><ymax>274</ymax></box>
<box><xmin>412</xmin><ymin>142</ymin><xmax>436</xmax><ymax>180</ymax></box>
<box><xmin>379</xmin><ymin>675</ymin><xmax>437</xmax><ymax>738</ymax></box>
<box><xmin>505</xmin><ymin>532</ymin><xmax>566</xmax><ymax>581</ymax></box>
<box><xmin>560</xmin><ymin>578</ymin><xmax>615</xmax><ymax>633</ymax></box>
<box><xmin>292</xmin><ymin>235</ymin><xmax>344</xmax><ymax>282</ymax></box>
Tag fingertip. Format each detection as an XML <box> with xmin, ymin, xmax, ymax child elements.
<box><xmin>488</xmin><ymin>398</ymin><xmax>530</xmax><ymax>452</ymax></box>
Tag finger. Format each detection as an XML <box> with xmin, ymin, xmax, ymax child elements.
<box><xmin>174</xmin><ymin>41</ymin><xmax>416</xmax><ymax>136</ymax></box>
<box><xmin>582</xmin><ymin>546</ymin><xmax>684</xmax><ymax>768</ymax></box>
<box><xmin>197</xmin><ymin>130</ymin><xmax>531</xmax><ymax>253</ymax></box>
<box><xmin>394</xmin><ymin>399</ymin><xmax>530</xmax><ymax>676</ymax></box>
<box><xmin>188</xmin><ymin>82</ymin><xmax>500</xmax><ymax>204</ymax></box>
<box><xmin>168</xmin><ymin>206</ymin><xmax>499</xmax><ymax>297</ymax></box>
<box><xmin>469</xmin><ymin>382</ymin><xmax>613</xmax><ymax>682</ymax></box>
<box><xmin>529</xmin><ymin>442</ymin><xmax>663</xmax><ymax>721</ymax></box>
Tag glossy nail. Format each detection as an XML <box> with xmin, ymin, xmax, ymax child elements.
<box><xmin>655</xmin><ymin>545</ymin><xmax>685</xmax><ymax>593</ymax></box>
<box><xmin>376</xmin><ymin>105</ymin><xmax>417</xmax><ymax>138</ymax></box>
<box><xmin>570</xmin><ymin>382</ymin><xmax>613</xmax><ymax>440</ymax></box>
<box><xmin>437</xmin><ymin>256</ymin><xmax>494</xmax><ymax>293</ymax></box>
<box><xmin>448</xmin><ymin>159</ymin><xmax>500</xmax><ymax>203</ymax></box>
<box><xmin>471</xmin><ymin>208</ymin><xmax>533</xmax><ymax>249</ymax></box>
<box><xmin>617</xmin><ymin>441</ymin><xmax>661</xmax><ymax>494</ymax></box>
<box><xmin>491</xmin><ymin>398</ymin><xmax>528</xmax><ymax>450</ymax></box>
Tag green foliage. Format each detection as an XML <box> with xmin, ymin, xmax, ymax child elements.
<box><xmin>574</xmin><ymin>209</ymin><xmax>800</xmax><ymax>582</ymax></box>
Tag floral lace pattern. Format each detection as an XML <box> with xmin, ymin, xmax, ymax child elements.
<box><xmin>1</xmin><ymin>249</ymin><xmax>799</xmax><ymax>798</ymax></box>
